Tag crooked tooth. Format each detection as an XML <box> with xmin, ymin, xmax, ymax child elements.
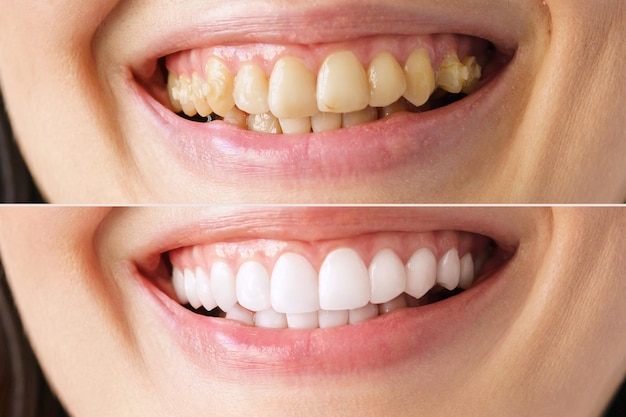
<box><xmin>369</xmin><ymin>249</ymin><xmax>406</xmax><ymax>304</ymax></box>
<box><xmin>255</xmin><ymin>308</ymin><xmax>288</xmax><ymax>329</ymax></box>
<box><xmin>271</xmin><ymin>252</ymin><xmax>320</xmax><ymax>314</ymax></box>
<box><xmin>236</xmin><ymin>261</ymin><xmax>271</xmax><ymax>312</ymax></box>
<box><xmin>269</xmin><ymin>56</ymin><xmax>318</xmax><ymax>119</ymax></box>
<box><xmin>318</xmin><ymin>309</ymin><xmax>349</xmax><ymax>329</ymax></box>
<box><xmin>436</xmin><ymin>51</ymin><xmax>469</xmax><ymax>94</ymax></box>
<box><xmin>405</xmin><ymin>248</ymin><xmax>437</xmax><ymax>299</ymax></box>
<box><xmin>184</xmin><ymin>268</ymin><xmax>202</xmax><ymax>309</ymax></box>
<box><xmin>317</xmin><ymin>50</ymin><xmax>369</xmax><ymax>113</ymax></box>
<box><xmin>247</xmin><ymin>112</ymin><xmax>282</xmax><ymax>134</ymax></box>
<box><xmin>223</xmin><ymin>106</ymin><xmax>248</xmax><ymax>129</ymax></box>
<box><xmin>225</xmin><ymin>303</ymin><xmax>254</xmax><ymax>325</ymax></box>
<box><xmin>210</xmin><ymin>261</ymin><xmax>237</xmax><ymax>312</ymax></box>
<box><xmin>167</xmin><ymin>73</ymin><xmax>183</xmax><ymax>113</ymax></box>
<box><xmin>205</xmin><ymin>57</ymin><xmax>236</xmax><ymax>117</ymax></box>
<box><xmin>459</xmin><ymin>253</ymin><xmax>475</xmax><ymax>289</ymax></box>
<box><xmin>462</xmin><ymin>56</ymin><xmax>482</xmax><ymax>94</ymax></box>
<box><xmin>319</xmin><ymin>248</ymin><xmax>370</xmax><ymax>310</ymax></box>
<box><xmin>172</xmin><ymin>267</ymin><xmax>188</xmax><ymax>304</ymax></box>
<box><xmin>234</xmin><ymin>62</ymin><xmax>270</xmax><ymax>114</ymax></box>
<box><xmin>191</xmin><ymin>72</ymin><xmax>212</xmax><ymax>117</ymax></box>
<box><xmin>286</xmin><ymin>312</ymin><xmax>319</xmax><ymax>329</ymax></box>
<box><xmin>342</xmin><ymin>107</ymin><xmax>378</xmax><ymax>128</ymax></box>
<box><xmin>279</xmin><ymin>118</ymin><xmax>311</xmax><ymax>134</ymax></box>
<box><xmin>178</xmin><ymin>74</ymin><xmax>198</xmax><ymax>117</ymax></box>
<box><xmin>403</xmin><ymin>49</ymin><xmax>436</xmax><ymax>107</ymax></box>
<box><xmin>311</xmin><ymin>112</ymin><xmax>342</xmax><ymax>132</ymax></box>
<box><xmin>436</xmin><ymin>248</ymin><xmax>461</xmax><ymax>290</ymax></box>
<box><xmin>196</xmin><ymin>267</ymin><xmax>218</xmax><ymax>310</ymax></box>
<box><xmin>378</xmin><ymin>294</ymin><xmax>407</xmax><ymax>315</ymax></box>
<box><xmin>368</xmin><ymin>52</ymin><xmax>407</xmax><ymax>107</ymax></box>
<box><xmin>348</xmin><ymin>303</ymin><xmax>379</xmax><ymax>324</ymax></box>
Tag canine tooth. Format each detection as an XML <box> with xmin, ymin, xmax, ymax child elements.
<box><xmin>342</xmin><ymin>107</ymin><xmax>378</xmax><ymax>128</ymax></box>
<box><xmin>403</xmin><ymin>49</ymin><xmax>436</xmax><ymax>107</ymax></box>
<box><xmin>436</xmin><ymin>51</ymin><xmax>469</xmax><ymax>94</ymax></box>
<box><xmin>279</xmin><ymin>118</ymin><xmax>311</xmax><ymax>134</ymax></box>
<box><xmin>319</xmin><ymin>248</ymin><xmax>370</xmax><ymax>311</ymax></box>
<box><xmin>368</xmin><ymin>52</ymin><xmax>407</xmax><ymax>107</ymax></box>
<box><xmin>178</xmin><ymin>74</ymin><xmax>198</xmax><ymax>116</ymax></box>
<box><xmin>269</xmin><ymin>56</ymin><xmax>318</xmax><ymax>119</ymax></box>
<box><xmin>459</xmin><ymin>253</ymin><xmax>475</xmax><ymax>289</ymax></box>
<box><xmin>286</xmin><ymin>312</ymin><xmax>319</xmax><ymax>329</ymax></box>
<box><xmin>378</xmin><ymin>294</ymin><xmax>408</xmax><ymax>314</ymax></box>
<box><xmin>348</xmin><ymin>303</ymin><xmax>378</xmax><ymax>324</ymax></box>
<box><xmin>184</xmin><ymin>268</ymin><xmax>202</xmax><ymax>309</ymax></box>
<box><xmin>191</xmin><ymin>72</ymin><xmax>212</xmax><ymax>117</ymax></box>
<box><xmin>369</xmin><ymin>249</ymin><xmax>406</xmax><ymax>304</ymax></box>
<box><xmin>317</xmin><ymin>50</ymin><xmax>369</xmax><ymax>113</ymax></box>
<box><xmin>254</xmin><ymin>308</ymin><xmax>288</xmax><ymax>329</ymax></box>
<box><xmin>195</xmin><ymin>267</ymin><xmax>218</xmax><ymax>311</ymax></box>
<box><xmin>405</xmin><ymin>248</ymin><xmax>437</xmax><ymax>299</ymax></box>
<box><xmin>246</xmin><ymin>112</ymin><xmax>282</xmax><ymax>134</ymax></box>
<box><xmin>436</xmin><ymin>248</ymin><xmax>461</xmax><ymax>290</ymax></box>
<box><xmin>462</xmin><ymin>56</ymin><xmax>482</xmax><ymax>94</ymax></box>
<box><xmin>167</xmin><ymin>73</ymin><xmax>183</xmax><ymax>113</ymax></box>
<box><xmin>271</xmin><ymin>252</ymin><xmax>320</xmax><ymax>314</ymax></box>
<box><xmin>234</xmin><ymin>62</ymin><xmax>270</xmax><ymax>114</ymax></box>
<box><xmin>236</xmin><ymin>261</ymin><xmax>271</xmax><ymax>312</ymax></box>
<box><xmin>172</xmin><ymin>267</ymin><xmax>188</xmax><ymax>304</ymax></box>
<box><xmin>223</xmin><ymin>106</ymin><xmax>248</xmax><ymax>128</ymax></box>
<box><xmin>378</xmin><ymin>101</ymin><xmax>405</xmax><ymax>118</ymax></box>
<box><xmin>225</xmin><ymin>303</ymin><xmax>254</xmax><ymax>325</ymax></box>
<box><xmin>318</xmin><ymin>309</ymin><xmax>349</xmax><ymax>328</ymax></box>
<box><xmin>205</xmin><ymin>57</ymin><xmax>236</xmax><ymax>117</ymax></box>
<box><xmin>311</xmin><ymin>112</ymin><xmax>342</xmax><ymax>132</ymax></box>
<box><xmin>210</xmin><ymin>261</ymin><xmax>237</xmax><ymax>311</ymax></box>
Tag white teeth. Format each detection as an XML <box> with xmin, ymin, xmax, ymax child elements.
<box><xmin>367</xmin><ymin>52</ymin><xmax>407</xmax><ymax>107</ymax></box>
<box><xmin>278</xmin><ymin>118</ymin><xmax>312</xmax><ymax>134</ymax></box>
<box><xmin>271</xmin><ymin>252</ymin><xmax>320</xmax><ymax>314</ymax></box>
<box><xmin>316</xmin><ymin>50</ymin><xmax>370</xmax><ymax>113</ymax></box>
<box><xmin>254</xmin><ymin>308</ymin><xmax>288</xmax><ymax>329</ymax></box>
<box><xmin>348</xmin><ymin>303</ymin><xmax>379</xmax><ymax>324</ymax></box>
<box><xmin>436</xmin><ymin>248</ymin><xmax>461</xmax><ymax>290</ymax></box>
<box><xmin>184</xmin><ymin>268</ymin><xmax>202</xmax><ymax>309</ymax></box>
<box><xmin>369</xmin><ymin>249</ymin><xmax>406</xmax><ymax>304</ymax></box>
<box><xmin>225</xmin><ymin>304</ymin><xmax>254</xmax><ymax>326</ymax></box>
<box><xmin>311</xmin><ymin>112</ymin><xmax>342</xmax><ymax>132</ymax></box>
<box><xmin>172</xmin><ymin>267</ymin><xmax>188</xmax><ymax>304</ymax></box>
<box><xmin>318</xmin><ymin>309</ymin><xmax>349</xmax><ymax>328</ymax></box>
<box><xmin>269</xmin><ymin>56</ymin><xmax>318</xmax><ymax>119</ymax></box>
<box><xmin>403</xmin><ymin>49</ymin><xmax>436</xmax><ymax>107</ymax></box>
<box><xmin>246</xmin><ymin>112</ymin><xmax>282</xmax><ymax>134</ymax></box>
<box><xmin>195</xmin><ymin>267</ymin><xmax>218</xmax><ymax>311</ymax></box>
<box><xmin>204</xmin><ymin>57</ymin><xmax>236</xmax><ymax>117</ymax></box>
<box><xmin>318</xmin><ymin>248</ymin><xmax>370</xmax><ymax>311</ymax></box>
<box><xmin>223</xmin><ymin>106</ymin><xmax>248</xmax><ymax>129</ymax></box>
<box><xmin>342</xmin><ymin>107</ymin><xmax>378</xmax><ymax>128</ymax></box>
<box><xmin>459</xmin><ymin>253</ymin><xmax>475</xmax><ymax>289</ymax></box>
<box><xmin>236</xmin><ymin>261</ymin><xmax>271</xmax><ymax>312</ymax></box>
<box><xmin>405</xmin><ymin>248</ymin><xmax>437</xmax><ymax>299</ymax></box>
<box><xmin>210</xmin><ymin>261</ymin><xmax>237</xmax><ymax>312</ymax></box>
<box><xmin>234</xmin><ymin>62</ymin><xmax>270</xmax><ymax>114</ymax></box>
<box><xmin>378</xmin><ymin>294</ymin><xmax>407</xmax><ymax>315</ymax></box>
<box><xmin>286</xmin><ymin>312</ymin><xmax>319</xmax><ymax>329</ymax></box>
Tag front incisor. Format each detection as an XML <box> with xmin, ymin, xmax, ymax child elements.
<box><xmin>234</xmin><ymin>62</ymin><xmax>270</xmax><ymax>115</ymax></box>
<box><xmin>205</xmin><ymin>57</ymin><xmax>235</xmax><ymax>117</ymax></box>
<box><xmin>403</xmin><ymin>49</ymin><xmax>436</xmax><ymax>107</ymax></box>
<box><xmin>269</xmin><ymin>57</ymin><xmax>318</xmax><ymax>119</ymax></box>
<box><xmin>368</xmin><ymin>52</ymin><xmax>407</xmax><ymax>107</ymax></box>
<box><xmin>317</xmin><ymin>51</ymin><xmax>370</xmax><ymax>113</ymax></box>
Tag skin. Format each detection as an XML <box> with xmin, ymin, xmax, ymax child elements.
<box><xmin>0</xmin><ymin>207</ymin><xmax>625</xmax><ymax>416</ymax></box>
<box><xmin>0</xmin><ymin>0</ymin><xmax>624</xmax><ymax>203</ymax></box>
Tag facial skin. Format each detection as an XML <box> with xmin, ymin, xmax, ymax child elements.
<box><xmin>0</xmin><ymin>207</ymin><xmax>625</xmax><ymax>416</ymax></box>
<box><xmin>0</xmin><ymin>0</ymin><xmax>624</xmax><ymax>203</ymax></box>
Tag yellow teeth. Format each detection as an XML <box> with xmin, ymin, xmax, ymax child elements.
<box><xmin>269</xmin><ymin>57</ymin><xmax>318</xmax><ymax>119</ymax></box>
<box><xmin>462</xmin><ymin>56</ymin><xmax>482</xmax><ymax>94</ymax></box>
<box><xmin>279</xmin><ymin>118</ymin><xmax>312</xmax><ymax>134</ymax></box>
<box><xmin>204</xmin><ymin>57</ymin><xmax>236</xmax><ymax>117</ymax></box>
<box><xmin>367</xmin><ymin>52</ymin><xmax>407</xmax><ymax>108</ymax></box>
<box><xmin>436</xmin><ymin>51</ymin><xmax>470</xmax><ymax>94</ymax></box>
<box><xmin>234</xmin><ymin>62</ymin><xmax>270</xmax><ymax>115</ymax></box>
<box><xmin>311</xmin><ymin>112</ymin><xmax>343</xmax><ymax>133</ymax></box>
<box><xmin>247</xmin><ymin>112</ymin><xmax>282</xmax><ymax>134</ymax></box>
<box><xmin>223</xmin><ymin>107</ymin><xmax>247</xmax><ymax>129</ymax></box>
<box><xmin>316</xmin><ymin>51</ymin><xmax>370</xmax><ymax>113</ymax></box>
<box><xmin>403</xmin><ymin>49</ymin><xmax>436</xmax><ymax>107</ymax></box>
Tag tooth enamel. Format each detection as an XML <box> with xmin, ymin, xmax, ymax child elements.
<box><xmin>172</xmin><ymin>267</ymin><xmax>188</xmax><ymax>304</ymax></box>
<box><xmin>184</xmin><ymin>268</ymin><xmax>202</xmax><ymax>309</ymax></box>
<box><xmin>205</xmin><ymin>57</ymin><xmax>236</xmax><ymax>117</ymax></box>
<box><xmin>436</xmin><ymin>51</ymin><xmax>469</xmax><ymax>94</ymax></box>
<box><xmin>246</xmin><ymin>112</ymin><xmax>282</xmax><ymax>134</ymax></box>
<box><xmin>378</xmin><ymin>101</ymin><xmax>405</xmax><ymax>118</ymax></box>
<box><xmin>378</xmin><ymin>294</ymin><xmax>408</xmax><ymax>314</ymax></box>
<box><xmin>311</xmin><ymin>112</ymin><xmax>342</xmax><ymax>132</ymax></box>
<box><xmin>459</xmin><ymin>253</ymin><xmax>475</xmax><ymax>289</ymax></box>
<box><xmin>178</xmin><ymin>74</ymin><xmax>198</xmax><ymax>117</ymax></box>
<box><xmin>236</xmin><ymin>261</ymin><xmax>272</xmax><ymax>312</ymax></box>
<box><xmin>403</xmin><ymin>49</ymin><xmax>436</xmax><ymax>107</ymax></box>
<box><xmin>318</xmin><ymin>309</ymin><xmax>349</xmax><ymax>328</ymax></box>
<box><xmin>210</xmin><ymin>261</ymin><xmax>238</xmax><ymax>312</ymax></box>
<box><xmin>191</xmin><ymin>72</ymin><xmax>212</xmax><ymax>117</ymax></box>
<box><xmin>167</xmin><ymin>73</ymin><xmax>183</xmax><ymax>113</ymax></box>
<box><xmin>405</xmin><ymin>248</ymin><xmax>437</xmax><ymax>299</ymax></box>
<box><xmin>279</xmin><ymin>118</ymin><xmax>312</xmax><ymax>134</ymax></box>
<box><xmin>254</xmin><ymin>308</ymin><xmax>288</xmax><ymax>329</ymax></box>
<box><xmin>271</xmin><ymin>252</ymin><xmax>320</xmax><ymax>314</ymax></box>
<box><xmin>225</xmin><ymin>303</ymin><xmax>254</xmax><ymax>325</ymax></box>
<box><xmin>368</xmin><ymin>52</ymin><xmax>407</xmax><ymax>107</ymax></box>
<box><xmin>234</xmin><ymin>62</ymin><xmax>270</xmax><ymax>114</ymax></box>
<box><xmin>319</xmin><ymin>248</ymin><xmax>370</xmax><ymax>311</ymax></box>
<box><xmin>348</xmin><ymin>303</ymin><xmax>379</xmax><ymax>324</ymax></box>
<box><xmin>195</xmin><ymin>267</ymin><xmax>218</xmax><ymax>311</ymax></box>
<box><xmin>223</xmin><ymin>106</ymin><xmax>248</xmax><ymax>128</ymax></box>
<box><xmin>461</xmin><ymin>56</ymin><xmax>482</xmax><ymax>94</ymax></box>
<box><xmin>369</xmin><ymin>249</ymin><xmax>406</xmax><ymax>304</ymax></box>
<box><xmin>317</xmin><ymin>50</ymin><xmax>369</xmax><ymax>113</ymax></box>
<box><xmin>286</xmin><ymin>312</ymin><xmax>319</xmax><ymax>329</ymax></box>
<box><xmin>436</xmin><ymin>248</ymin><xmax>461</xmax><ymax>290</ymax></box>
<box><xmin>269</xmin><ymin>56</ymin><xmax>318</xmax><ymax>119</ymax></box>
<box><xmin>342</xmin><ymin>107</ymin><xmax>378</xmax><ymax>128</ymax></box>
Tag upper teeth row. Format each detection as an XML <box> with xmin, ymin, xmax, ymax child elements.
<box><xmin>172</xmin><ymin>246</ymin><xmax>480</xmax><ymax>328</ymax></box>
<box><xmin>167</xmin><ymin>49</ymin><xmax>481</xmax><ymax>133</ymax></box>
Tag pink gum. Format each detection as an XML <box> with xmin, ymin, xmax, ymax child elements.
<box><xmin>165</xmin><ymin>34</ymin><xmax>489</xmax><ymax>77</ymax></box>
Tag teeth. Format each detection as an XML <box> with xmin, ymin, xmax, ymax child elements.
<box><xmin>369</xmin><ymin>249</ymin><xmax>406</xmax><ymax>304</ymax></box>
<box><xmin>269</xmin><ymin>56</ymin><xmax>318</xmax><ymax>119</ymax></box>
<box><xmin>318</xmin><ymin>309</ymin><xmax>349</xmax><ymax>329</ymax></box>
<box><xmin>223</xmin><ymin>106</ymin><xmax>248</xmax><ymax>129</ymax></box>
<box><xmin>286</xmin><ymin>312</ymin><xmax>319</xmax><ymax>329</ymax></box>
<box><xmin>225</xmin><ymin>303</ymin><xmax>254</xmax><ymax>326</ymax></box>
<box><xmin>204</xmin><ymin>57</ymin><xmax>236</xmax><ymax>117</ymax></box>
<box><xmin>271</xmin><ymin>252</ymin><xmax>320</xmax><ymax>314</ymax></box>
<box><xmin>210</xmin><ymin>261</ymin><xmax>237</xmax><ymax>311</ymax></box>
<box><xmin>184</xmin><ymin>268</ymin><xmax>202</xmax><ymax>309</ymax></box>
<box><xmin>254</xmin><ymin>308</ymin><xmax>288</xmax><ymax>329</ymax></box>
<box><xmin>172</xmin><ymin>267</ymin><xmax>188</xmax><ymax>304</ymax></box>
<box><xmin>236</xmin><ymin>261</ymin><xmax>271</xmax><ymax>312</ymax></box>
<box><xmin>167</xmin><ymin>73</ymin><xmax>183</xmax><ymax>113</ymax></box>
<box><xmin>459</xmin><ymin>252</ymin><xmax>475</xmax><ymax>289</ymax></box>
<box><xmin>405</xmin><ymin>248</ymin><xmax>437</xmax><ymax>299</ymax></box>
<box><xmin>462</xmin><ymin>56</ymin><xmax>482</xmax><ymax>94</ymax></box>
<box><xmin>246</xmin><ymin>112</ymin><xmax>282</xmax><ymax>134</ymax></box>
<box><xmin>234</xmin><ymin>62</ymin><xmax>270</xmax><ymax>115</ymax></box>
<box><xmin>279</xmin><ymin>118</ymin><xmax>312</xmax><ymax>134</ymax></box>
<box><xmin>348</xmin><ymin>303</ymin><xmax>379</xmax><ymax>324</ymax></box>
<box><xmin>436</xmin><ymin>51</ymin><xmax>469</xmax><ymax>94</ymax></box>
<box><xmin>367</xmin><ymin>52</ymin><xmax>407</xmax><ymax>107</ymax></box>
<box><xmin>403</xmin><ymin>49</ymin><xmax>436</xmax><ymax>107</ymax></box>
<box><xmin>436</xmin><ymin>248</ymin><xmax>461</xmax><ymax>290</ymax></box>
<box><xmin>311</xmin><ymin>112</ymin><xmax>342</xmax><ymax>132</ymax></box>
<box><xmin>178</xmin><ymin>74</ymin><xmax>198</xmax><ymax>117</ymax></box>
<box><xmin>378</xmin><ymin>294</ymin><xmax>407</xmax><ymax>315</ymax></box>
<box><xmin>191</xmin><ymin>72</ymin><xmax>212</xmax><ymax>117</ymax></box>
<box><xmin>196</xmin><ymin>267</ymin><xmax>218</xmax><ymax>310</ymax></box>
<box><xmin>316</xmin><ymin>50</ymin><xmax>370</xmax><ymax>113</ymax></box>
<box><xmin>342</xmin><ymin>107</ymin><xmax>378</xmax><ymax>128</ymax></box>
<box><xmin>318</xmin><ymin>248</ymin><xmax>370</xmax><ymax>311</ymax></box>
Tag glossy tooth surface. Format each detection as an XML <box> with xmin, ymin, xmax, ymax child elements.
<box><xmin>403</xmin><ymin>49</ymin><xmax>436</xmax><ymax>107</ymax></box>
<box><xmin>368</xmin><ymin>52</ymin><xmax>407</xmax><ymax>107</ymax></box>
<box><xmin>287</xmin><ymin>312</ymin><xmax>319</xmax><ymax>329</ymax></box>
<box><xmin>172</xmin><ymin>267</ymin><xmax>188</xmax><ymax>304</ymax></box>
<box><xmin>269</xmin><ymin>56</ymin><xmax>318</xmax><ymax>119</ymax></box>
<box><xmin>184</xmin><ymin>268</ymin><xmax>202</xmax><ymax>309</ymax></box>
<box><xmin>247</xmin><ymin>112</ymin><xmax>282</xmax><ymax>134</ymax></box>
<box><xmin>317</xmin><ymin>51</ymin><xmax>369</xmax><ymax>113</ymax></box>
<box><xmin>319</xmin><ymin>248</ymin><xmax>370</xmax><ymax>310</ymax></box>
<box><xmin>279</xmin><ymin>118</ymin><xmax>311</xmax><ymax>134</ymax></box>
<box><xmin>405</xmin><ymin>248</ymin><xmax>437</xmax><ymax>299</ymax></box>
<box><xmin>210</xmin><ymin>261</ymin><xmax>237</xmax><ymax>311</ymax></box>
<box><xmin>167</xmin><ymin>73</ymin><xmax>183</xmax><ymax>113</ymax></box>
<box><xmin>195</xmin><ymin>267</ymin><xmax>218</xmax><ymax>310</ymax></box>
<box><xmin>223</xmin><ymin>106</ymin><xmax>248</xmax><ymax>128</ymax></box>
<box><xmin>342</xmin><ymin>107</ymin><xmax>378</xmax><ymax>128</ymax></box>
<box><xmin>378</xmin><ymin>101</ymin><xmax>405</xmax><ymax>118</ymax></box>
<box><xmin>254</xmin><ymin>309</ymin><xmax>288</xmax><ymax>329</ymax></box>
<box><xmin>436</xmin><ymin>51</ymin><xmax>469</xmax><ymax>94</ymax></box>
<box><xmin>318</xmin><ymin>309</ymin><xmax>349</xmax><ymax>328</ymax></box>
<box><xmin>236</xmin><ymin>261</ymin><xmax>271</xmax><ymax>312</ymax></box>
<box><xmin>311</xmin><ymin>112</ymin><xmax>342</xmax><ymax>132</ymax></box>
<box><xmin>271</xmin><ymin>252</ymin><xmax>320</xmax><ymax>314</ymax></box>
<box><xmin>369</xmin><ymin>249</ymin><xmax>406</xmax><ymax>304</ymax></box>
<box><xmin>378</xmin><ymin>294</ymin><xmax>408</xmax><ymax>314</ymax></box>
<box><xmin>459</xmin><ymin>253</ymin><xmax>475</xmax><ymax>289</ymax></box>
<box><xmin>178</xmin><ymin>74</ymin><xmax>197</xmax><ymax>117</ymax></box>
<box><xmin>191</xmin><ymin>72</ymin><xmax>212</xmax><ymax>117</ymax></box>
<box><xmin>234</xmin><ymin>62</ymin><xmax>270</xmax><ymax>114</ymax></box>
<box><xmin>225</xmin><ymin>304</ymin><xmax>254</xmax><ymax>326</ymax></box>
<box><xmin>349</xmin><ymin>303</ymin><xmax>379</xmax><ymax>324</ymax></box>
<box><xmin>436</xmin><ymin>248</ymin><xmax>461</xmax><ymax>290</ymax></box>
<box><xmin>205</xmin><ymin>57</ymin><xmax>235</xmax><ymax>117</ymax></box>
